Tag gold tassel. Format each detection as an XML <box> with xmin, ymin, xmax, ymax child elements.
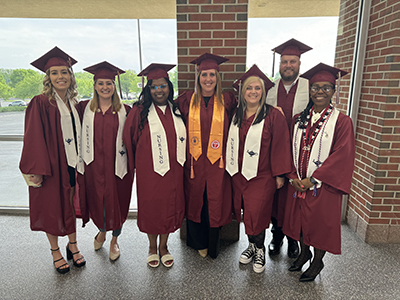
<box><xmin>219</xmin><ymin>155</ymin><xmax>224</xmax><ymax>169</ymax></box>
<box><xmin>190</xmin><ymin>155</ymin><xmax>195</xmax><ymax>179</ymax></box>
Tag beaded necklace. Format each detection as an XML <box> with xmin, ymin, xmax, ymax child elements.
<box><xmin>293</xmin><ymin>104</ymin><xmax>334</xmax><ymax>198</ymax></box>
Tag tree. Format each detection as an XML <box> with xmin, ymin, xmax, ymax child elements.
<box><xmin>10</xmin><ymin>69</ymin><xmax>39</xmax><ymax>88</ymax></box>
<box><xmin>0</xmin><ymin>69</ymin><xmax>13</xmax><ymax>85</ymax></box>
<box><xmin>14</xmin><ymin>71</ymin><xmax>42</xmax><ymax>100</ymax></box>
<box><xmin>0</xmin><ymin>76</ymin><xmax>13</xmax><ymax>100</ymax></box>
<box><xmin>75</xmin><ymin>72</ymin><xmax>93</xmax><ymax>99</ymax></box>
<box><xmin>119</xmin><ymin>70</ymin><xmax>142</xmax><ymax>99</ymax></box>
<box><xmin>168</xmin><ymin>68</ymin><xmax>178</xmax><ymax>97</ymax></box>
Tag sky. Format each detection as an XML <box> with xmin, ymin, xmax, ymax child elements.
<box><xmin>0</xmin><ymin>17</ymin><xmax>339</xmax><ymax>75</ymax></box>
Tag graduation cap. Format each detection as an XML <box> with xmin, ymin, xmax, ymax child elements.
<box><xmin>232</xmin><ymin>64</ymin><xmax>274</xmax><ymax>92</ymax></box>
<box><xmin>84</xmin><ymin>61</ymin><xmax>125</xmax><ymax>81</ymax></box>
<box><xmin>301</xmin><ymin>62</ymin><xmax>349</xmax><ymax>104</ymax></box>
<box><xmin>272</xmin><ymin>38</ymin><xmax>312</xmax><ymax>57</ymax></box>
<box><xmin>190</xmin><ymin>53</ymin><xmax>229</xmax><ymax>93</ymax></box>
<box><xmin>31</xmin><ymin>46</ymin><xmax>77</xmax><ymax>73</ymax></box>
<box><xmin>190</xmin><ymin>53</ymin><xmax>229</xmax><ymax>72</ymax></box>
<box><xmin>84</xmin><ymin>61</ymin><xmax>125</xmax><ymax>99</ymax></box>
<box><xmin>137</xmin><ymin>63</ymin><xmax>175</xmax><ymax>80</ymax></box>
<box><xmin>271</xmin><ymin>39</ymin><xmax>312</xmax><ymax>78</ymax></box>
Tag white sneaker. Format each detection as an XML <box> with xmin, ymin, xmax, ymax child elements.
<box><xmin>239</xmin><ymin>242</ymin><xmax>256</xmax><ymax>264</ymax></box>
<box><xmin>253</xmin><ymin>247</ymin><xmax>266</xmax><ymax>273</ymax></box>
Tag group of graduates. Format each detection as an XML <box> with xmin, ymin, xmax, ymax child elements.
<box><xmin>19</xmin><ymin>38</ymin><xmax>355</xmax><ymax>282</ymax></box>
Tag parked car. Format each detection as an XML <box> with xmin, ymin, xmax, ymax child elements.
<box><xmin>9</xmin><ymin>100</ymin><xmax>27</xmax><ymax>107</ymax></box>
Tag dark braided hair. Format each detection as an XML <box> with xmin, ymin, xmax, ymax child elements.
<box><xmin>296</xmin><ymin>98</ymin><xmax>314</xmax><ymax>129</ymax></box>
<box><xmin>134</xmin><ymin>77</ymin><xmax>183</xmax><ymax>133</ymax></box>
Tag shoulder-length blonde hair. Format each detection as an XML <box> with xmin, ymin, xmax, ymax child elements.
<box><xmin>89</xmin><ymin>80</ymin><xmax>122</xmax><ymax>112</ymax></box>
<box><xmin>191</xmin><ymin>69</ymin><xmax>223</xmax><ymax>108</ymax></box>
<box><xmin>234</xmin><ymin>76</ymin><xmax>268</xmax><ymax>127</ymax></box>
<box><xmin>42</xmin><ymin>67</ymin><xmax>78</xmax><ymax>105</ymax></box>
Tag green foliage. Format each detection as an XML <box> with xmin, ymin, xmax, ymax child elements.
<box><xmin>14</xmin><ymin>71</ymin><xmax>42</xmax><ymax>100</ymax></box>
<box><xmin>10</xmin><ymin>69</ymin><xmax>40</xmax><ymax>88</ymax></box>
<box><xmin>119</xmin><ymin>70</ymin><xmax>142</xmax><ymax>99</ymax></box>
<box><xmin>75</xmin><ymin>72</ymin><xmax>93</xmax><ymax>99</ymax></box>
<box><xmin>0</xmin><ymin>76</ymin><xmax>13</xmax><ymax>100</ymax></box>
<box><xmin>0</xmin><ymin>68</ymin><xmax>181</xmax><ymax>102</ymax></box>
<box><xmin>0</xmin><ymin>68</ymin><xmax>13</xmax><ymax>84</ymax></box>
<box><xmin>168</xmin><ymin>68</ymin><xmax>178</xmax><ymax>95</ymax></box>
<box><xmin>0</xmin><ymin>106</ymin><xmax>26</xmax><ymax>112</ymax></box>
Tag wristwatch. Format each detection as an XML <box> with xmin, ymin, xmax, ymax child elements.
<box><xmin>309</xmin><ymin>176</ymin><xmax>317</xmax><ymax>185</ymax></box>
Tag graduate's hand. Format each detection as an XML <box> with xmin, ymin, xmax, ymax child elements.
<box><xmin>276</xmin><ymin>176</ymin><xmax>285</xmax><ymax>189</ymax></box>
<box><xmin>300</xmin><ymin>178</ymin><xmax>314</xmax><ymax>190</ymax></box>
<box><xmin>274</xmin><ymin>106</ymin><xmax>285</xmax><ymax>116</ymax></box>
<box><xmin>29</xmin><ymin>174</ymin><xmax>43</xmax><ymax>186</ymax></box>
<box><xmin>292</xmin><ymin>178</ymin><xmax>305</xmax><ymax>192</ymax></box>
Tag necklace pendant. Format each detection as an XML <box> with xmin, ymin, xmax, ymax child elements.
<box><xmin>303</xmin><ymin>145</ymin><xmax>311</xmax><ymax>151</ymax></box>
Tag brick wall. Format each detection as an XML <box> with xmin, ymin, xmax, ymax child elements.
<box><xmin>176</xmin><ymin>0</ymin><xmax>248</xmax><ymax>94</ymax></box>
<box><xmin>335</xmin><ymin>0</ymin><xmax>400</xmax><ymax>243</ymax></box>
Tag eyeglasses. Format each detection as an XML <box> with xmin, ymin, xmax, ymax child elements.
<box><xmin>150</xmin><ymin>84</ymin><xmax>168</xmax><ymax>90</ymax></box>
<box><xmin>310</xmin><ymin>85</ymin><xmax>335</xmax><ymax>93</ymax></box>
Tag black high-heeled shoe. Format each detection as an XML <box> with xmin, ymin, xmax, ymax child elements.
<box><xmin>299</xmin><ymin>261</ymin><xmax>324</xmax><ymax>282</ymax></box>
<box><xmin>66</xmin><ymin>241</ymin><xmax>86</xmax><ymax>267</ymax></box>
<box><xmin>51</xmin><ymin>248</ymin><xmax>70</xmax><ymax>274</ymax></box>
<box><xmin>289</xmin><ymin>249</ymin><xmax>312</xmax><ymax>271</ymax></box>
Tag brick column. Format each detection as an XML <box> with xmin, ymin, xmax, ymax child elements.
<box><xmin>176</xmin><ymin>0</ymin><xmax>248</xmax><ymax>94</ymax></box>
<box><xmin>335</xmin><ymin>0</ymin><xmax>400</xmax><ymax>243</ymax></box>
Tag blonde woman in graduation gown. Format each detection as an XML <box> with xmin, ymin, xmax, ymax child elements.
<box><xmin>20</xmin><ymin>47</ymin><xmax>85</xmax><ymax>274</ymax></box>
<box><xmin>175</xmin><ymin>53</ymin><xmax>237</xmax><ymax>259</ymax></box>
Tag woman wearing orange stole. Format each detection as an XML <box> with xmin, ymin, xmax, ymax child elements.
<box><xmin>175</xmin><ymin>53</ymin><xmax>237</xmax><ymax>258</ymax></box>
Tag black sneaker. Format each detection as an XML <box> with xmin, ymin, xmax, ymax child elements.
<box><xmin>239</xmin><ymin>242</ymin><xmax>256</xmax><ymax>264</ymax></box>
<box><xmin>253</xmin><ymin>247</ymin><xmax>266</xmax><ymax>273</ymax></box>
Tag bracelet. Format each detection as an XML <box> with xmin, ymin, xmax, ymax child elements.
<box><xmin>310</xmin><ymin>176</ymin><xmax>317</xmax><ymax>185</ymax></box>
<box><xmin>289</xmin><ymin>179</ymin><xmax>294</xmax><ymax>186</ymax></box>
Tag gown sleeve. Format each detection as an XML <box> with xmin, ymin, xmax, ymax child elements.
<box><xmin>123</xmin><ymin>105</ymin><xmax>139</xmax><ymax>173</ymax></box>
<box><xmin>19</xmin><ymin>96</ymin><xmax>52</xmax><ymax>176</ymax></box>
<box><xmin>268</xmin><ymin>107</ymin><xmax>293</xmax><ymax>177</ymax></box>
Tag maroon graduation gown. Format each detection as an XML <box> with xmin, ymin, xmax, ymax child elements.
<box><xmin>123</xmin><ymin>104</ymin><xmax>185</xmax><ymax>235</ymax></box>
<box><xmin>175</xmin><ymin>91</ymin><xmax>237</xmax><ymax>228</ymax></box>
<box><xmin>271</xmin><ymin>80</ymin><xmax>301</xmax><ymax>227</ymax></box>
<box><xmin>76</xmin><ymin>101</ymin><xmax>133</xmax><ymax>231</ymax></box>
<box><xmin>19</xmin><ymin>94</ymin><xmax>79</xmax><ymax>236</ymax></box>
<box><xmin>283</xmin><ymin>112</ymin><xmax>355</xmax><ymax>254</ymax></box>
<box><xmin>231</xmin><ymin>108</ymin><xmax>292</xmax><ymax>236</ymax></box>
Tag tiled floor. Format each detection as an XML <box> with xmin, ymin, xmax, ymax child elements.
<box><xmin>1</xmin><ymin>213</ymin><xmax>399</xmax><ymax>300</ymax></box>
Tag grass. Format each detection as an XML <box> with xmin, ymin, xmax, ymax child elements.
<box><xmin>0</xmin><ymin>106</ymin><xmax>27</xmax><ymax>113</ymax></box>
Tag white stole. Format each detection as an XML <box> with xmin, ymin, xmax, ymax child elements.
<box><xmin>54</xmin><ymin>91</ymin><xmax>81</xmax><ymax>168</ymax></box>
<box><xmin>292</xmin><ymin>107</ymin><xmax>340</xmax><ymax>189</ymax></box>
<box><xmin>78</xmin><ymin>103</ymin><xmax>128</xmax><ymax>179</ymax></box>
<box><xmin>266</xmin><ymin>77</ymin><xmax>309</xmax><ymax>117</ymax></box>
<box><xmin>147</xmin><ymin>102</ymin><xmax>186</xmax><ymax>176</ymax></box>
<box><xmin>226</xmin><ymin>114</ymin><xmax>264</xmax><ymax>181</ymax></box>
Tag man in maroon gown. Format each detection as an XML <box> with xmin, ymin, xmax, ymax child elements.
<box><xmin>265</xmin><ymin>39</ymin><xmax>312</xmax><ymax>258</ymax></box>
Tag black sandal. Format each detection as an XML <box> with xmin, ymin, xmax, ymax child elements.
<box><xmin>51</xmin><ymin>248</ymin><xmax>70</xmax><ymax>274</ymax></box>
<box><xmin>66</xmin><ymin>241</ymin><xmax>86</xmax><ymax>267</ymax></box>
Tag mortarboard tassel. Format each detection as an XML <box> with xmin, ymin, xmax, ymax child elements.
<box><xmin>336</xmin><ymin>71</ymin><xmax>341</xmax><ymax>105</ymax></box>
<box><xmin>190</xmin><ymin>155</ymin><xmax>195</xmax><ymax>179</ymax></box>
<box><xmin>272</xmin><ymin>50</ymin><xmax>276</xmax><ymax>79</ymax></box>
<box><xmin>194</xmin><ymin>64</ymin><xmax>198</xmax><ymax>95</ymax></box>
<box><xmin>117</xmin><ymin>72</ymin><xmax>123</xmax><ymax>99</ymax></box>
